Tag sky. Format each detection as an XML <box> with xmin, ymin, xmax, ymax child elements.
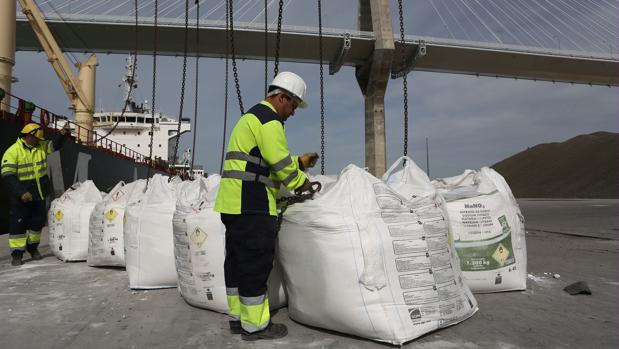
<box><xmin>9</xmin><ymin>0</ymin><xmax>619</xmax><ymax>178</ymax></box>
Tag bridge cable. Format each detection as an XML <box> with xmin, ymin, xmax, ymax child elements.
<box><xmin>95</xmin><ymin>0</ymin><xmax>140</xmax><ymax>143</ymax></box>
<box><xmin>228</xmin><ymin>0</ymin><xmax>245</xmax><ymax>114</ymax></box>
<box><xmin>190</xmin><ymin>0</ymin><xmax>201</xmax><ymax>176</ymax></box>
<box><xmin>397</xmin><ymin>0</ymin><xmax>409</xmax><ymax>160</ymax></box>
<box><xmin>273</xmin><ymin>0</ymin><xmax>283</xmax><ymax>77</ymax></box>
<box><xmin>427</xmin><ymin>0</ymin><xmax>455</xmax><ymax>39</ymax></box>
<box><xmin>318</xmin><ymin>0</ymin><xmax>325</xmax><ymax>175</ymax></box>
<box><xmin>171</xmin><ymin>0</ymin><xmax>190</xmax><ymax>169</ymax></box>
<box><xmin>219</xmin><ymin>0</ymin><xmax>230</xmax><ymax>173</ymax></box>
<box><xmin>146</xmin><ymin>0</ymin><xmax>160</xmax><ymax>184</ymax></box>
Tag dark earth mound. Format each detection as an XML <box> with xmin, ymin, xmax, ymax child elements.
<box><xmin>492</xmin><ymin>132</ymin><xmax>618</xmax><ymax>198</ymax></box>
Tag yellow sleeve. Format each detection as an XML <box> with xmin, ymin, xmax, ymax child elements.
<box><xmin>256</xmin><ymin>120</ymin><xmax>306</xmax><ymax>191</ymax></box>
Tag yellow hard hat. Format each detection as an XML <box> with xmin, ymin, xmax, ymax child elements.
<box><xmin>21</xmin><ymin>123</ymin><xmax>45</xmax><ymax>140</ymax></box>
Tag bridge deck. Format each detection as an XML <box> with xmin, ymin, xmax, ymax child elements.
<box><xmin>15</xmin><ymin>17</ymin><xmax>618</xmax><ymax>86</ymax></box>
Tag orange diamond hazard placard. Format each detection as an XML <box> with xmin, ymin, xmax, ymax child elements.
<box><xmin>190</xmin><ymin>227</ymin><xmax>208</xmax><ymax>248</ymax></box>
<box><xmin>492</xmin><ymin>243</ymin><xmax>510</xmax><ymax>266</ymax></box>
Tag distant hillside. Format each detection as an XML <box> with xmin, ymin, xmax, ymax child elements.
<box><xmin>492</xmin><ymin>132</ymin><xmax>618</xmax><ymax>198</ymax></box>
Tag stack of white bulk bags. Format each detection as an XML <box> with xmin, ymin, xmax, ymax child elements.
<box><xmin>48</xmin><ymin>180</ymin><xmax>102</xmax><ymax>261</ymax></box>
<box><xmin>173</xmin><ymin>174</ymin><xmax>286</xmax><ymax>313</ymax></box>
<box><xmin>432</xmin><ymin>167</ymin><xmax>527</xmax><ymax>293</ymax></box>
<box><xmin>124</xmin><ymin>174</ymin><xmax>177</xmax><ymax>289</ymax></box>
<box><xmin>279</xmin><ymin>164</ymin><xmax>477</xmax><ymax>345</ymax></box>
<box><xmin>87</xmin><ymin>180</ymin><xmax>145</xmax><ymax>267</ymax></box>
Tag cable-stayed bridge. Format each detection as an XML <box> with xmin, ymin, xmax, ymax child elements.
<box><xmin>9</xmin><ymin>0</ymin><xmax>619</xmax><ymax>175</ymax></box>
<box><xmin>14</xmin><ymin>0</ymin><xmax>618</xmax><ymax>86</ymax></box>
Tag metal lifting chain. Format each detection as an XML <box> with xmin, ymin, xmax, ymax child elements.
<box><xmin>398</xmin><ymin>0</ymin><xmax>409</xmax><ymax>158</ymax></box>
<box><xmin>264</xmin><ymin>0</ymin><xmax>268</xmax><ymax>97</ymax></box>
<box><xmin>220</xmin><ymin>0</ymin><xmax>230</xmax><ymax>174</ymax></box>
<box><xmin>276</xmin><ymin>182</ymin><xmax>322</xmax><ymax>232</ymax></box>
<box><xmin>318</xmin><ymin>0</ymin><xmax>325</xmax><ymax>175</ymax></box>
<box><xmin>273</xmin><ymin>0</ymin><xmax>283</xmax><ymax>77</ymax></box>
<box><xmin>146</xmin><ymin>0</ymin><xmax>159</xmax><ymax>184</ymax></box>
<box><xmin>190</xmin><ymin>0</ymin><xmax>200</xmax><ymax>175</ymax></box>
<box><xmin>228</xmin><ymin>0</ymin><xmax>244</xmax><ymax>115</ymax></box>
<box><xmin>96</xmin><ymin>0</ymin><xmax>139</xmax><ymax>143</ymax></box>
<box><xmin>172</xmin><ymin>0</ymin><xmax>190</xmax><ymax>168</ymax></box>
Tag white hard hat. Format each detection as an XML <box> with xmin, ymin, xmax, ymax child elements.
<box><xmin>268</xmin><ymin>71</ymin><xmax>308</xmax><ymax>108</ymax></box>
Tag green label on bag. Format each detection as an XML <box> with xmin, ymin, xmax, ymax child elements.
<box><xmin>455</xmin><ymin>216</ymin><xmax>515</xmax><ymax>271</ymax></box>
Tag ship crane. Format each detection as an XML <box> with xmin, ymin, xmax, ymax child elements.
<box><xmin>17</xmin><ymin>0</ymin><xmax>97</xmax><ymax>142</ymax></box>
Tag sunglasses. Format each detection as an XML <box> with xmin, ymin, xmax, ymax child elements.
<box><xmin>282</xmin><ymin>94</ymin><xmax>299</xmax><ymax>109</ymax></box>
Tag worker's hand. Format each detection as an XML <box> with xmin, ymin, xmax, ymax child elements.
<box><xmin>20</xmin><ymin>192</ymin><xmax>33</xmax><ymax>203</ymax></box>
<box><xmin>59</xmin><ymin>123</ymin><xmax>70</xmax><ymax>136</ymax></box>
<box><xmin>299</xmin><ymin>179</ymin><xmax>312</xmax><ymax>193</ymax></box>
<box><xmin>299</xmin><ymin>152</ymin><xmax>319</xmax><ymax>169</ymax></box>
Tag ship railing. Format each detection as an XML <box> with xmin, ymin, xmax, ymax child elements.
<box><xmin>0</xmin><ymin>89</ymin><xmax>175</xmax><ymax>175</ymax></box>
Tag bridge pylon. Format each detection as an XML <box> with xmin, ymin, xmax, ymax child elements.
<box><xmin>356</xmin><ymin>0</ymin><xmax>394</xmax><ymax>177</ymax></box>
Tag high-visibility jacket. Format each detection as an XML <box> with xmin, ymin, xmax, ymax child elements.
<box><xmin>214</xmin><ymin>101</ymin><xmax>307</xmax><ymax>216</ymax></box>
<box><xmin>1</xmin><ymin>137</ymin><xmax>57</xmax><ymax>200</ymax></box>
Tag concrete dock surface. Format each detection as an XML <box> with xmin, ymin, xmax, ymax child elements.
<box><xmin>0</xmin><ymin>199</ymin><xmax>617</xmax><ymax>348</ymax></box>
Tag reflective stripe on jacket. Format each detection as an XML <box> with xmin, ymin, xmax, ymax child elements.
<box><xmin>1</xmin><ymin>137</ymin><xmax>54</xmax><ymax>200</ymax></box>
<box><xmin>214</xmin><ymin>101</ymin><xmax>307</xmax><ymax>216</ymax></box>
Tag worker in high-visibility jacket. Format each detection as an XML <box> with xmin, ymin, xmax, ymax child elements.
<box><xmin>214</xmin><ymin>72</ymin><xmax>318</xmax><ymax>341</ymax></box>
<box><xmin>2</xmin><ymin>122</ymin><xmax>69</xmax><ymax>266</ymax></box>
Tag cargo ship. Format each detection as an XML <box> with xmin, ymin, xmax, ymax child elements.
<box><xmin>0</xmin><ymin>56</ymin><xmax>196</xmax><ymax>235</ymax></box>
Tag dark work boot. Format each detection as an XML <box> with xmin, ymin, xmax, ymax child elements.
<box><xmin>29</xmin><ymin>249</ymin><xmax>43</xmax><ymax>261</ymax></box>
<box><xmin>241</xmin><ymin>322</ymin><xmax>288</xmax><ymax>341</ymax></box>
<box><xmin>229</xmin><ymin>320</ymin><xmax>242</xmax><ymax>335</ymax></box>
<box><xmin>11</xmin><ymin>254</ymin><xmax>24</xmax><ymax>266</ymax></box>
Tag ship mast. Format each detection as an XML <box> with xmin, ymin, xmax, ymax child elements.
<box><xmin>123</xmin><ymin>55</ymin><xmax>137</xmax><ymax>112</ymax></box>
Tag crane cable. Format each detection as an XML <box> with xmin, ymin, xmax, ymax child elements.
<box><xmin>273</xmin><ymin>0</ymin><xmax>283</xmax><ymax>77</ymax></box>
<box><xmin>146</xmin><ymin>0</ymin><xmax>159</xmax><ymax>185</ymax></box>
<box><xmin>219</xmin><ymin>0</ymin><xmax>230</xmax><ymax>174</ymax></box>
<box><xmin>318</xmin><ymin>0</ymin><xmax>325</xmax><ymax>175</ymax></box>
<box><xmin>397</xmin><ymin>0</ymin><xmax>409</xmax><ymax>159</ymax></box>
<box><xmin>94</xmin><ymin>0</ymin><xmax>139</xmax><ymax>143</ymax></box>
<box><xmin>228</xmin><ymin>0</ymin><xmax>244</xmax><ymax>115</ymax></box>
<box><xmin>171</xmin><ymin>0</ymin><xmax>190</xmax><ymax>168</ymax></box>
<box><xmin>190</xmin><ymin>0</ymin><xmax>201</xmax><ymax>176</ymax></box>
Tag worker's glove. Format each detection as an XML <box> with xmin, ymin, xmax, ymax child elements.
<box><xmin>295</xmin><ymin>180</ymin><xmax>322</xmax><ymax>196</ymax></box>
<box><xmin>59</xmin><ymin>123</ymin><xmax>71</xmax><ymax>136</ymax></box>
<box><xmin>20</xmin><ymin>192</ymin><xmax>33</xmax><ymax>203</ymax></box>
<box><xmin>299</xmin><ymin>152</ymin><xmax>319</xmax><ymax>169</ymax></box>
<box><xmin>299</xmin><ymin>179</ymin><xmax>312</xmax><ymax>193</ymax></box>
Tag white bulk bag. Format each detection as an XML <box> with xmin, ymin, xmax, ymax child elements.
<box><xmin>124</xmin><ymin>174</ymin><xmax>177</xmax><ymax>289</ymax></box>
<box><xmin>88</xmin><ymin>180</ymin><xmax>144</xmax><ymax>267</ymax></box>
<box><xmin>173</xmin><ymin>174</ymin><xmax>286</xmax><ymax>313</ymax></box>
<box><xmin>47</xmin><ymin>199</ymin><xmax>59</xmax><ymax>254</ymax></box>
<box><xmin>49</xmin><ymin>180</ymin><xmax>102</xmax><ymax>261</ymax></box>
<box><xmin>279</xmin><ymin>164</ymin><xmax>477</xmax><ymax>345</ymax></box>
<box><xmin>432</xmin><ymin>167</ymin><xmax>527</xmax><ymax>293</ymax></box>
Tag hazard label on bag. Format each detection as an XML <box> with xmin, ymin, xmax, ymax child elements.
<box><xmin>55</xmin><ymin>210</ymin><xmax>64</xmax><ymax>221</ymax></box>
<box><xmin>190</xmin><ymin>227</ymin><xmax>208</xmax><ymax>248</ymax></box>
<box><xmin>492</xmin><ymin>243</ymin><xmax>510</xmax><ymax>266</ymax></box>
<box><xmin>105</xmin><ymin>208</ymin><xmax>118</xmax><ymax>222</ymax></box>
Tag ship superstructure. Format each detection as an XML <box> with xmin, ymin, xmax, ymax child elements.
<box><xmin>93</xmin><ymin>56</ymin><xmax>190</xmax><ymax>165</ymax></box>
